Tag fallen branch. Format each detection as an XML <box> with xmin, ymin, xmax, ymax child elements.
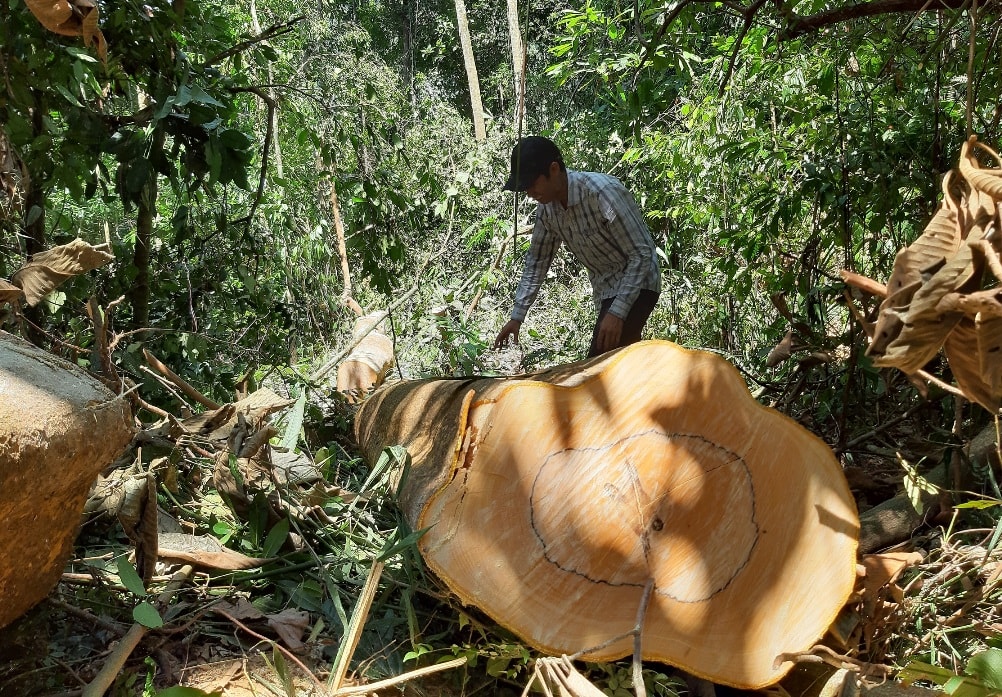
<box><xmin>329</xmin><ymin>560</ymin><xmax>384</xmax><ymax>692</ymax></box>
<box><xmin>80</xmin><ymin>564</ymin><xmax>195</xmax><ymax>697</ymax></box>
<box><xmin>215</xmin><ymin>607</ymin><xmax>330</xmax><ymax>695</ymax></box>
<box><xmin>333</xmin><ymin>657</ymin><xmax>467</xmax><ymax>696</ymax></box>
<box><xmin>774</xmin><ymin>644</ymin><xmax>894</xmax><ymax>680</ymax></box>
<box><xmin>841</xmin><ymin>270</ymin><xmax>888</xmax><ymax>298</ymax></box>
<box><xmin>143</xmin><ymin>348</ymin><xmax>220</xmax><ymax>410</ymax></box>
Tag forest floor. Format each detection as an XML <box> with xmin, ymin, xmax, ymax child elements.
<box><xmin>1</xmin><ymin>370</ymin><xmax>1001</xmax><ymax>697</ymax></box>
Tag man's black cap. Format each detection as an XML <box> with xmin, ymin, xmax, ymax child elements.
<box><xmin>503</xmin><ymin>136</ymin><xmax>563</xmax><ymax>191</ymax></box>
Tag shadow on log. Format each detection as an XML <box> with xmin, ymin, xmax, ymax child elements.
<box><xmin>355</xmin><ymin>340</ymin><xmax>860</xmax><ymax>689</ymax></box>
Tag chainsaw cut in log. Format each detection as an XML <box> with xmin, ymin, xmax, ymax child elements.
<box><xmin>355</xmin><ymin>340</ymin><xmax>859</xmax><ymax>689</ymax></box>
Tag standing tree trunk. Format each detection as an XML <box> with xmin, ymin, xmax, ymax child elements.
<box><xmin>355</xmin><ymin>340</ymin><xmax>859</xmax><ymax>689</ymax></box>
<box><xmin>21</xmin><ymin>89</ymin><xmax>48</xmax><ymax>343</ymax></box>
<box><xmin>250</xmin><ymin>0</ymin><xmax>283</xmax><ymax>178</ymax></box>
<box><xmin>453</xmin><ymin>0</ymin><xmax>486</xmax><ymax>142</ymax></box>
<box><xmin>128</xmin><ymin>126</ymin><xmax>165</xmax><ymax>331</ymax></box>
<box><xmin>506</xmin><ymin>0</ymin><xmax>525</xmax><ymax>129</ymax></box>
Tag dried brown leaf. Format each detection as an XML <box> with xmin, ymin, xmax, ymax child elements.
<box><xmin>873</xmin><ymin>311</ymin><xmax>962</xmax><ymax>374</ymax></box>
<box><xmin>136</xmin><ymin>472</ymin><xmax>158</xmax><ymax>585</ymax></box>
<box><xmin>11</xmin><ymin>238</ymin><xmax>114</xmax><ymax>306</ymax></box>
<box><xmin>897</xmin><ymin>178</ymin><xmax>963</xmax><ymax>276</ymax></box>
<box><xmin>937</xmin><ymin>288</ymin><xmax>1002</xmax><ymax>318</ymax></box>
<box><xmin>868</xmin><ymin>282</ymin><xmax>919</xmax><ymax>356</ymax></box>
<box><xmin>266</xmin><ymin>608</ymin><xmax>311</xmax><ymax>651</ymax></box>
<box><xmin>960</xmin><ymin>136</ymin><xmax>1002</xmax><ymax>201</ymax></box>
<box><xmin>874</xmin><ymin>229</ymin><xmax>989</xmax><ymax>373</ymax></box>
<box><xmin>0</xmin><ymin>279</ymin><xmax>23</xmax><ymax>306</ymax></box>
<box><xmin>213</xmin><ymin>598</ymin><xmax>265</xmax><ymax>621</ymax></box>
<box><xmin>978</xmin><ymin>314</ymin><xmax>1002</xmax><ymax>402</ymax></box>
<box><xmin>22</xmin><ymin>0</ymin><xmax>75</xmax><ymax>34</ymax></box>
<box><xmin>158</xmin><ymin>532</ymin><xmax>275</xmax><ymax>570</ymax></box>
<box><xmin>22</xmin><ymin>0</ymin><xmax>107</xmax><ymax>62</ymax></box>
<box><xmin>944</xmin><ymin>317</ymin><xmax>1002</xmax><ymax>412</ymax></box>
<box><xmin>766</xmin><ymin>329</ymin><xmax>794</xmax><ymax>368</ymax></box>
<box><xmin>181</xmin><ymin>388</ymin><xmax>293</xmax><ymax>444</ymax></box>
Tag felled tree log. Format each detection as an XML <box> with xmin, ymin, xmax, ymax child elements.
<box><xmin>336</xmin><ymin>310</ymin><xmax>395</xmax><ymax>403</ymax></box>
<box><xmin>0</xmin><ymin>331</ymin><xmax>134</xmax><ymax>629</ymax></box>
<box><xmin>356</xmin><ymin>340</ymin><xmax>860</xmax><ymax>689</ymax></box>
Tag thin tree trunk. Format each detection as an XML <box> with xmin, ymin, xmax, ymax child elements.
<box><xmin>128</xmin><ymin>127</ymin><xmax>165</xmax><ymax>331</ymax></box>
<box><xmin>21</xmin><ymin>89</ymin><xmax>47</xmax><ymax>343</ymax></box>
<box><xmin>250</xmin><ymin>0</ymin><xmax>283</xmax><ymax>178</ymax></box>
<box><xmin>506</xmin><ymin>0</ymin><xmax>525</xmax><ymax>129</ymax></box>
<box><xmin>453</xmin><ymin>0</ymin><xmax>486</xmax><ymax>141</ymax></box>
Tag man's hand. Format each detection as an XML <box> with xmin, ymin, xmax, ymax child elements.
<box><xmin>494</xmin><ymin>319</ymin><xmax>522</xmax><ymax>349</ymax></box>
<box><xmin>595</xmin><ymin>313</ymin><xmax>624</xmax><ymax>354</ymax></box>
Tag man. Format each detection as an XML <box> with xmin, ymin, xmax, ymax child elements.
<box><xmin>494</xmin><ymin>135</ymin><xmax>662</xmax><ymax>357</ymax></box>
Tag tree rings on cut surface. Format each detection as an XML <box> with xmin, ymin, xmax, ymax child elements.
<box><xmin>355</xmin><ymin>340</ymin><xmax>859</xmax><ymax>689</ymax></box>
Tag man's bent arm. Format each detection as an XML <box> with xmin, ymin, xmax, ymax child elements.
<box><xmin>511</xmin><ymin>218</ymin><xmax>560</xmax><ymax>321</ymax></box>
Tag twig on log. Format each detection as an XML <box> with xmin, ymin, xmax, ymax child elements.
<box><xmin>80</xmin><ymin>564</ymin><xmax>195</xmax><ymax>697</ymax></box>
<box><xmin>632</xmin><ymin>579</ymin><xmax>655</xmax><ymax>697</ymax></box>
<box><xmin>916</xmin><ymin>370</ymin><xmax>968</xmax><ymax>399</ymax></box>
<box><xmin>215</xmin><ymin>607</ymin><xmax>330</xmax><ymax>695</ymax></box>
<box><xmin>139</xmin><ymin>365</ymin><xmax>191</xmax><ymax>409</ymax></box>
<box><xmin>568</xmin><ymin>578</ymin><xmax>655</xmax><ymax>668</ymax></box>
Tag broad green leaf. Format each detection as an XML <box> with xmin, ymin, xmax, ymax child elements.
<box><xmin>133</xmin><ymin>602</ymin><xmax>164</xmax><ymax>628</ymax></box>
<box><xmin>953</xmin><ymin>500</ymin><xmax>1002</xmax><ymax>510</ymax></box>
<box><xmin>54</xmin><ymin>84</ymin><xmax>82</xmax><ymax>107</ymax></box>
<box><xmin>486</xmin><ymin>656</ymin><xmax>512</xmax><ymax>677</ymax></box>
<box><xmin>263</xmin><ymin>518</ymin><xmax>290</xmax><ymax>558</ymax></box>
<box><xmin>967</xmin><ymin>649</ymin><xmax>1002</xmax><ymax>690</ymax></box>
<box><xmin>117</xmin><ymin>558</ymin><xmax>147</xmax><ymax>597</ymax></box>
<box><xmin>900</xmin><ymin>660</ymin><xmax>957</xmax><ymax>686</ymax></box>
<box><xmin>944</xmin><ymin>675</ymin><xmax>987</xmax><ymax>697</ymax></box>
<box><xmin>377</xmin><ymin>525</ymin><xmax>430</xmax><ymax>562</ymax></box>
<box><xmin>280</xmin><ymin>391</ymin><xmax>307</xmax><ymax>451</ymax></box>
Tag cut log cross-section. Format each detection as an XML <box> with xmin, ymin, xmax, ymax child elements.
<box><xmin>355</xmin><ymin>340</ymin><xmax>859</xmax><ymax>688</ymax></box>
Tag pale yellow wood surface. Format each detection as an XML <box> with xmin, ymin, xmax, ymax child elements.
<box><xmin>356</xmin><ymin>340</ymin><xmax>860</xmax><ymax>689</ymax></box>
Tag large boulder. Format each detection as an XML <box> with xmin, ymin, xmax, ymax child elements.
<box><xmin>0</xmin><ymin>331</ymin><xmax>134</xmax><ymax>628</ymax></box>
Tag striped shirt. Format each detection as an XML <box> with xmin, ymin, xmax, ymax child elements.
<box><xmin>511</xmin><ymin>170</ymin><xmax>662</xmax><ymax>322</ymax></box>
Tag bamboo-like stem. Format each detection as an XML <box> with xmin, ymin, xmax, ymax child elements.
<box><xmin>80</xmin><ymin>565</ymin><xmax>194</xmax><ymax>697</ymax></box>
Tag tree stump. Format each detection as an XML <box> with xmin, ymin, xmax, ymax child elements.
<box><xmin>0</xmin><ymin>331</ymin><xmax>134</xmax><ymax>629</ymax></box>
<box><xmin>355</xmin><ymin>340</ymin><xmax>860</xmax><ymax>688</ymax></box>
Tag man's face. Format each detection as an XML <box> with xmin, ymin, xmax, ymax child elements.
<box><xmin>525</xmin><ymin>163</ymin><xmax>560</xmax><ymax>203</ymax></box>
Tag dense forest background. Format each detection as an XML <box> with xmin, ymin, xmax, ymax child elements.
<box><xmin>6</xmin><ymin>0</ymin><xmax>1000</xmax><ymax>410</ymax></box>
<box><xmin>4</xmin><ymin>0</ymin><xmax>1002</xmax><ymax>694</ymax></box>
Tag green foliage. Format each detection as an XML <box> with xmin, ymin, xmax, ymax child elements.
<box><xmin>8</xmin><ymin>1</ymin><xmax>1002</xmax><ymax>693</ymax></box>
<box><xmin>901</xmin><ymin>649</ymin><xmax>1002</xmax><ymax>697</ymax></box>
